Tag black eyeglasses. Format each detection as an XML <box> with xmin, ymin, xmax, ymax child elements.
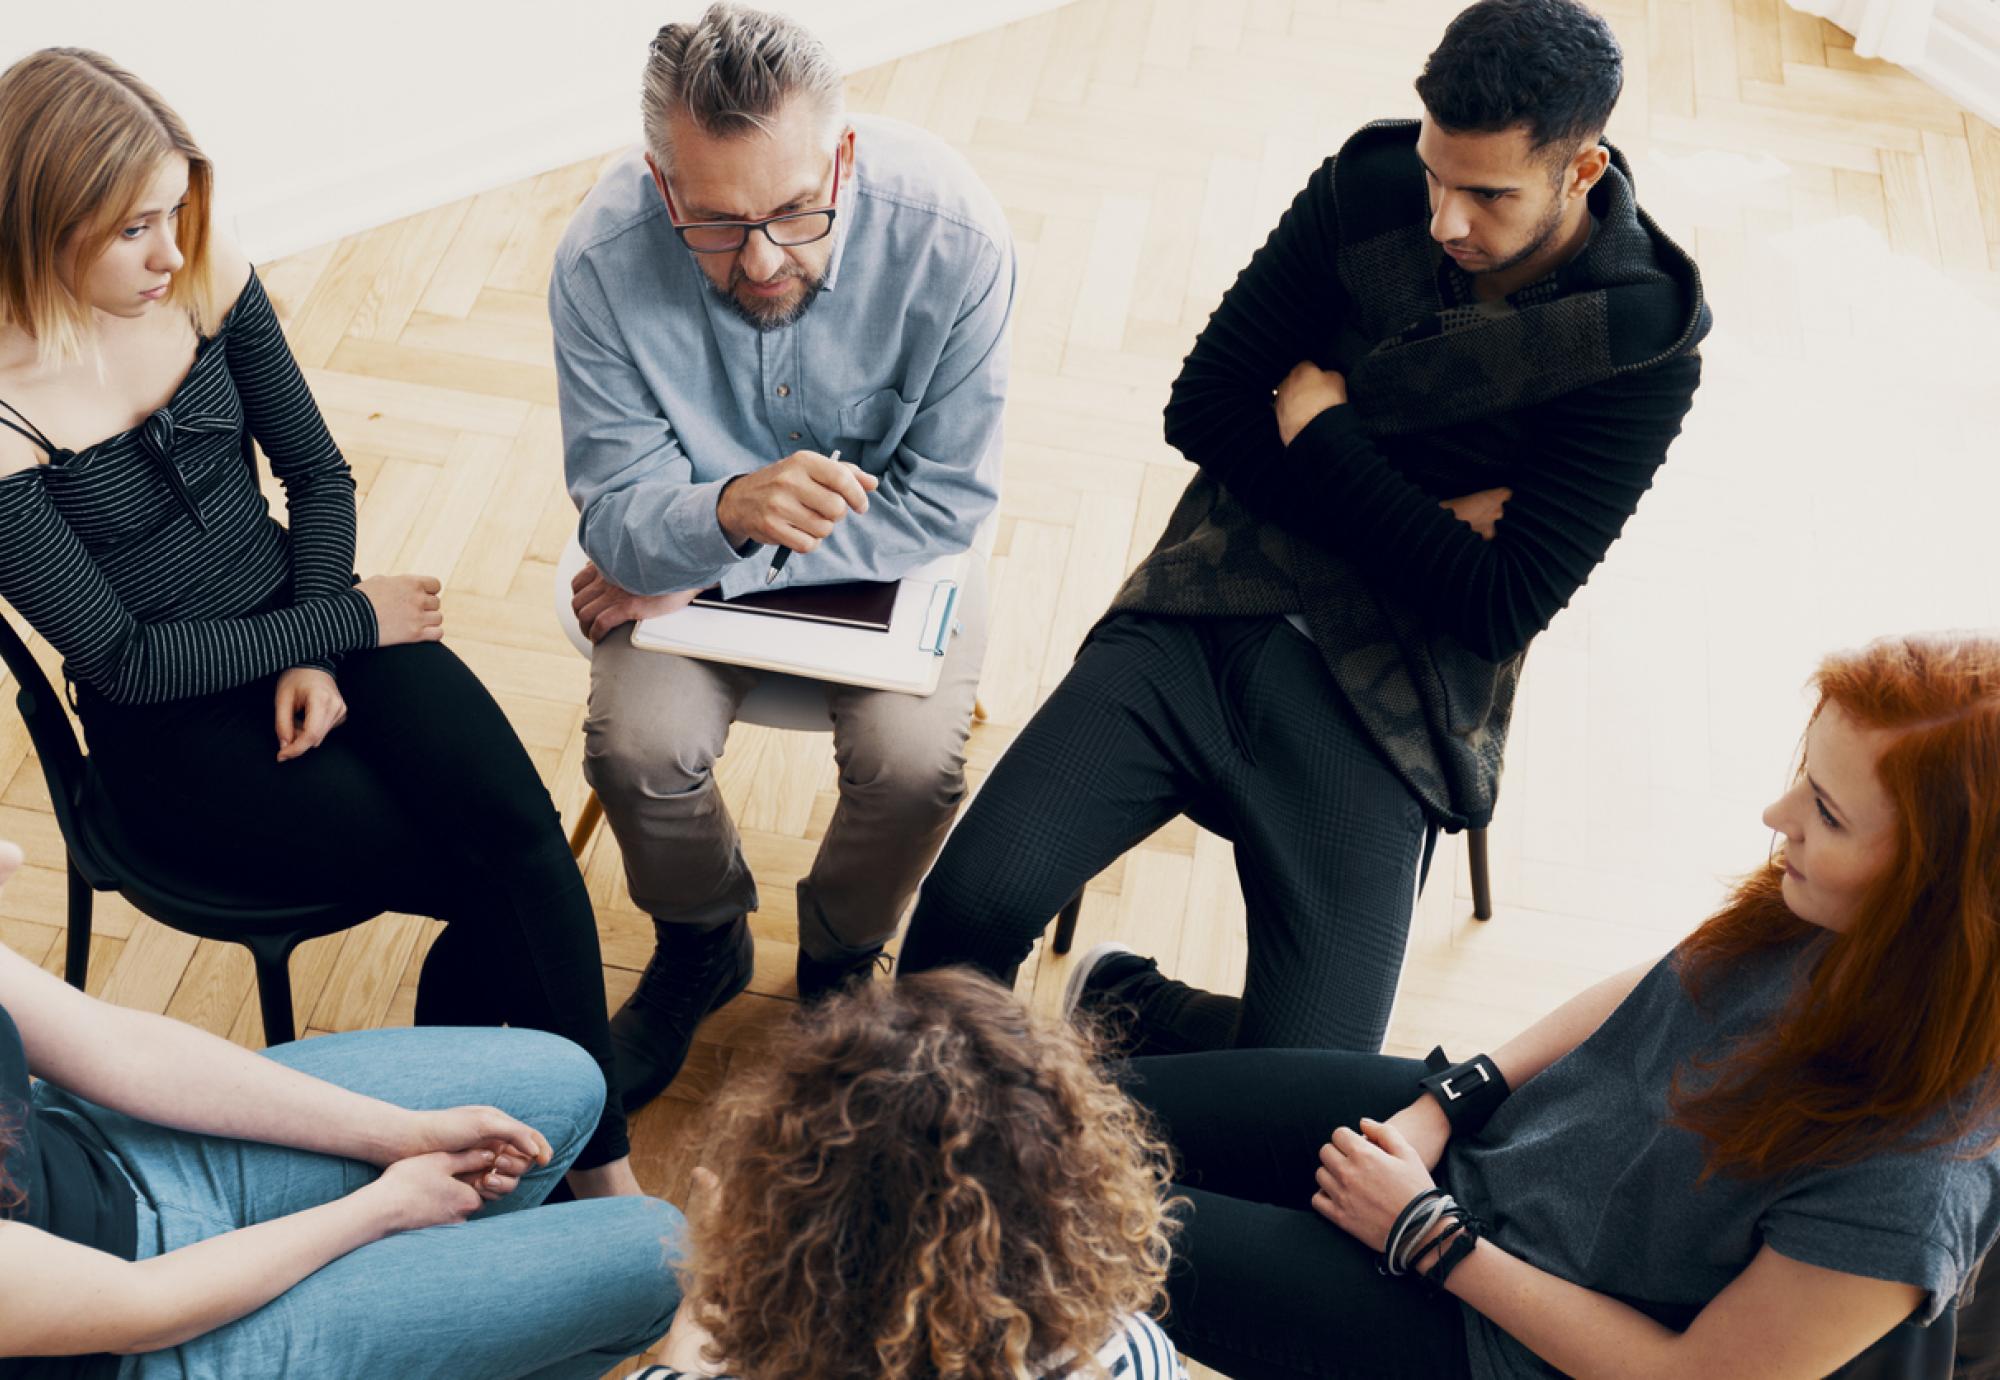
<box><xmin>662</xmin><ymin>144</ymin><xmax>844</xmax><ymax>255</ymax></box>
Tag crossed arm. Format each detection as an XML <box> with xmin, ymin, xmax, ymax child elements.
<box><xmin>1323</xmin><ymin>965</ymin><xmax>1925</xmax><ymax>1377</ymax></box>
<box><xmin>1166</xmin><ymin>160</ymin><xmax>1696</xmax><ymax>662</ymax></box>
<box><xmin>0</xmin><ymin>921</ymin><xmax>548</xmax><ymax>1358</ymax></box>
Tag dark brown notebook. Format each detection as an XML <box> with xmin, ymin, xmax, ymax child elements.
<box><xmin>690</xmin><ymin>580</ymin><xmax>899</xmax><ymax>632</ymax></box>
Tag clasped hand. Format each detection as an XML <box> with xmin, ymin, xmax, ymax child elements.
<box><xmin>363</xmin><ymin>1105</ymin><xmax>556</xmax><ymax>1232</ymax></box>
<box><xmin>1311</xmin><ymin>1096</ymin><xmax>1451</xmax><ymax>1253</ymax></box>
<box><xmin>1310</xmin><ymin>1116</ymin><xmax>1442</xmax><ymax>1253</ymax></box>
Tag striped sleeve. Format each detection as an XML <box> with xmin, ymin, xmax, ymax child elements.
<box><xmin>611</xmin><ymin>1312</ymin><xmax>1185</xmax><ymax>1380</ymax></box>
<box><xmin>222</xmin><ymin>270</ymin><xmax>362</xmax><ymax>645</ymax></box>
<box><xmin>0</xmin><ymin>469</ymin><xmax>378</xmax><ymax>705</ymax></box>
<box><xmin>1086</xmin><ymin>1312</ymin><xmax>1186</xmax><ymax>1380</ymax></box>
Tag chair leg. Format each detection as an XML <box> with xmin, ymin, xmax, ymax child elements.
<box><xmin>1052</xmin><ymin>889</ymin><xmax>1084</xmax><ymax>954</ymax></box>
<box><xmin>568</xmin><ymin>790</ymin><xmax>606</xmax><ymax>860</ymax></box>
<box><xmin>244</xmin><ymin>935</ymin><xmax>300</xmax><ymax>1047</ymax></box>
<box><xmin>64</xmin><ymin>858</ymin><xmax>93</xmax><ymax>991</ymax></box>
<box><xmin>972</xmin><ymin>697</ymin><xmax>989</xmax><ymax>725</ymax></box>
<box><xmin>1468</xmin><ymin>827</ymin><xmax>1493</xmax><ymax>922</ymax></box>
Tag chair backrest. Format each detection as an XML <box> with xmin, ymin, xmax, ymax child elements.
<box><xmin>0</xmin><ymin>613</ymin><xmax>96</xmax><ymax>861</ymax></box>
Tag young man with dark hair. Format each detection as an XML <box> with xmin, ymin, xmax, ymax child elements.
<box><xmin>898</xmin><ymin>0</ymin><xmax>1711</xmax><ymax>1061</ymax></box>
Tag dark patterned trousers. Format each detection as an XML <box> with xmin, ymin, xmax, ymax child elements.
<box><xmin>898</xmin><ymin>612</ymin><xmax>1435</xmax><ymax>1053</ymax></box>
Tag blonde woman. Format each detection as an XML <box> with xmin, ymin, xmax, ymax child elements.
<box><xmin>632</xmin><ymin>970</ymin><xmax>1185</xmax><ymax>1380</ymax></box>
<box><xmin>0</xmin><ymin>47</ymin><xmax>643</xmax><ymax>1191</ymax></box>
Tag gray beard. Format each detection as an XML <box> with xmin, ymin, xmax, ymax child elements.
<box><xmin>710</xmin><ymin>269</ymin><xmax>827</xmax><ymax>332</ymax></box>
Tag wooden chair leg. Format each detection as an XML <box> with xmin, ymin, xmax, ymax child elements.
<box><xmin>1052</xmin><ymin>889</ymin><xmax>1084</xmax><ymax>954</ymax></box>
<box><xmin>64</xmin><ymin>859</ymin><xmax>93</xmax><ymax>991</ymax></box>
<box><xmin>972</xmin><ymin>697</ymin><xmax>989</xmax><ymax>724</ymax></box>
<box><xmin>246</xmin><ymin>935</ymin><xmax>299</xmax><ymax>1047</ymax></box>
<box><xmin>1468</xmin><ymin>827</ymin><xmax>1493</xmax><ymax>922</ymax></box>
<box><xmin>568</xmin><ymin>790</ymin><xmax>606</xmax><ymax>860</ymax></box>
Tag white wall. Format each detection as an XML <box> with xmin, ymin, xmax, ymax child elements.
<box><xmin>3</xmin><ymin>1</ymin><xmax>1069</xmax><ymax>261</ymax></box>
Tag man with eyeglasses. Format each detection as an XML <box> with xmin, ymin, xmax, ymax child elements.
<box><xmin>551</xmin><ymin>2</ymin><xmax>1013</xmax><ymax>1111</ymax></box>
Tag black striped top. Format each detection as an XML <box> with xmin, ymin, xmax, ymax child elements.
<box><xmin>626</xmin><ymin>1311</ymin><xmax>1187</xmax><ymax>1380</ymax></box>
<box><xmin>0</xmin><ymin>271</ymin><xmax>377</xmax><ymax>706</ymax></box>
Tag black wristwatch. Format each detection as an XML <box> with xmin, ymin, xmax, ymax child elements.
<box><xmin>1418</xmin><ymin>1046</ymin><xmax>1511</xmax><ymax>1137</ymax></box>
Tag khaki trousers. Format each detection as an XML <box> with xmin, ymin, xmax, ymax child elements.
<box><xmin>582</xmin><ymin>563</ymin><xmax>987</xmax><ymax>961</ymax></box>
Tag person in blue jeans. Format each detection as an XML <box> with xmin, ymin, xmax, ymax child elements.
<box><xmin>0</xmin><ymin>839</ymin><xmax>683</xmax><ymax>1380</ymax></box>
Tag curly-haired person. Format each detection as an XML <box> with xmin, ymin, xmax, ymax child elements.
<box><xmin>627</xmin><ymin>969</ymin><xmax>1187</xmax><ymax>1380</ymax></box>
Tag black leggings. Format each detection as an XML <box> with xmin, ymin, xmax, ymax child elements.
<box><xmin>1122</xmin><ymin>1049</ymin><xmax>1474</xmax><ymax>1379</ymax></box>
<box><xmin>77</xmin><ymin>643</ymin><xmax>627</xmax><ymax>1168</ymax></box>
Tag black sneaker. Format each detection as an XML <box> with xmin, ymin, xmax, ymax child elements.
<box><xmin>1061</xmin><ymin>941</ymin><xmax>1177</xmax><ymax>1055</ymax></box>
<box><xmin>795</xmin><ymin>944</ymin><xmax>889</xmax><ymax>1004</ymax></box>
<box><xmin>610</xmin><ymin>915</ymin><xmax>755</xmax><ymax>1114</ymax></box>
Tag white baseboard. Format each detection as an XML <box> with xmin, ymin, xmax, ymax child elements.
<box><xmin>226</xmin><ymin>0</ymin><xmax>1077</xmax><ymax>262</ymax></box>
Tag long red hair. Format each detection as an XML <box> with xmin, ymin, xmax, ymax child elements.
<box><xmin>1673</xmin><ymin>632</ymin><xmax>2000</xmax><ymax>1179</ymax></box>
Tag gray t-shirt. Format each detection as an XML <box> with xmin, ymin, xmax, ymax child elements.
<box><xmin>1444</xmin><ymin>936</ymin><xmax>2000</xmax><ymax>1379</ymax></box>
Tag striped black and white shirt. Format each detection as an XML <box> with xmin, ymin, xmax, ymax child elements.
<box><xmin>0</xmin><ymin>271</ymin><xmax>377</xmax><ymax>706</ymax></box>
<box><xmin>625</xmin><ymin>1310</ymin><xmax>1186</xmax><ymax>1380</ymax></box>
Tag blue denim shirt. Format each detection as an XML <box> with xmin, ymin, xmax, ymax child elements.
<box><xmin>551</xmin><ymin>115</ymin><xmax>1014</xmax><ymax>599</ymax></box>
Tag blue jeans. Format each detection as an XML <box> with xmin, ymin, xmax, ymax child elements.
<box><xmin>35</xmin><ymin>1026</ymin><xmax>682</xmax><ymax>1379</ymax></box>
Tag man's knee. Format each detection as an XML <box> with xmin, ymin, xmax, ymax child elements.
<box><xmin>584</xmin><ymin>708</ymin><xmax>731</xmax><ymax>802</ymax></box>
<box><xmin>837</xmin><ymin>717</ymin><xmax>968</xmax><ymax>814</ymax></box>
<box><xmin>583</xmin><ymin>642</ymin><xmax>738</xmax><ymax>802</ymax></box>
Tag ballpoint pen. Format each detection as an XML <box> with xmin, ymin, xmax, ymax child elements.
<box><xmin>766</xmin><ymin>448</ymin><xmax>839</xmax><ymax>584</ymax></box>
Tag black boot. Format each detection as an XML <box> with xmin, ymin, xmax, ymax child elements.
<box><xmin>610</xmin><ymin>915</ymin><xmax>754</xmax><ymax>1113</ymax></box>
<box><xmin>795</xmin><ymin>944</ymin><xmax>887</xmax><ymax>1004</ymax></box>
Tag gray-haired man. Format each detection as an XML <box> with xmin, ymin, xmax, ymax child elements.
<box><xmin>552</xmin><ymin>3</ymin><xmax>1014</xmax><ymax>1109</ymax></box>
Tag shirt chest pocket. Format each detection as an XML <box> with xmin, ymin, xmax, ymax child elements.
<box><xmin>833</xmin><ymin>388</ymin><xmax>920</xmax><ymax>473</ymax></box>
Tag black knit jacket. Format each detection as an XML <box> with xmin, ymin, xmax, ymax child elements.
<box><xmin>1108</xmin><ymin>120</ymin><xmax>1712</xmax><ymax>830</ymax></box>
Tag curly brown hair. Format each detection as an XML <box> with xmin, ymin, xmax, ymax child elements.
<box><xmin>684</xmin><ymin>969</ymin><xmax>1178</xmax><ymax>1380</ymax></box>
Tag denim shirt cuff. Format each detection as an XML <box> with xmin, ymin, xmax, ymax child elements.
<box><xmin>668</xmin><ymin>476</ymin><xmax>754</xmax><ymax>581</ymax></box>
<box><xmin>715</xmin><ymin>554</ymin><xmax>777</xmax><ymax>600</ymax></box>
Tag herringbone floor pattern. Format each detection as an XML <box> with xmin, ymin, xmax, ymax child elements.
<box><xmin>5</xmin><ymin>2</ymin><xmax>1999</xmax><ymax>1374</ymax></box>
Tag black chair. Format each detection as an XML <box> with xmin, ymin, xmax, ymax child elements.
<box><xmin>0</xmin><ymin>615</ymin><xmax>377</xmax><ymax>1045</ymax></box>
<box><xmin>1043</xmin><ymin>825</ymin><xmax>1495</xmax><ymax>954</ymax></box>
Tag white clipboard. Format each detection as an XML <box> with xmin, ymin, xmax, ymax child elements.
<box><xmin>629</xmin><ymin>550</ymin><xmax>969</xmax><ymax>696</ymax></box>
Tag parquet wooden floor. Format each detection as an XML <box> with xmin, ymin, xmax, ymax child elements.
<box><xmin>4</xmin><ymin>2</ymin><xmax>1998</xmax><ymax>1374</ymax></box>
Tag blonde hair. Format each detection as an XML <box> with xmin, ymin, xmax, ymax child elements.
<box><xmin>0</xmin><ymin>48</ymin><xmax>217</xmax><ymax>365</ymax></box>
<box><xmin>640</xmin><ymin>2</ymin><xmax>846</xmax><ymax>174</ymax></box>
<box><xmin>686</xmin><ymin>970</ymin><xmax>1178</xmax><ymax>1380</ymax></box>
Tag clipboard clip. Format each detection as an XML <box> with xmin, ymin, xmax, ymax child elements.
<box><xmin>918</xmin><ymin>581</ymin><xmax>959</xmax><ymax>656</ymax></box>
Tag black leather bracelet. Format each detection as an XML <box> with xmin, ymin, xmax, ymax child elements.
<box><xmin>1405</xmin><ymin>1213</ymin><xmax>1465</xmax><ymax>1277</ymax></box>
<box><xmin>1418</xmin><ymin>1046</ymin><xmax>1512</xmax><ymax>1137</ymax></box>
<box><xmin>1426</xmin><ymin>1218</ymin><xmax>1481</xmax><ymax>1291</ymax></box>
<box><xmin>1379</xmin><ymin>1187</ymin><xmax>1449</xmax><ymax>1275</ymax></box>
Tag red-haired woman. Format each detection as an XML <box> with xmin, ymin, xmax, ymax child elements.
<box><xmin>1078</xmin><ymin>632</ymin><xmax>2000</xmax><ymax>1378</ymax></box>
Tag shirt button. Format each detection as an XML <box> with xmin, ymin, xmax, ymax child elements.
<box><xmin>775</xmin><ymin>384</ymin><xmax>790</xmax><ymax>398</ymax></box>
<box><xmin>788</xmin><ymin>431</ymin><xmax>801</xmax><ymax>441</ymax></box>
